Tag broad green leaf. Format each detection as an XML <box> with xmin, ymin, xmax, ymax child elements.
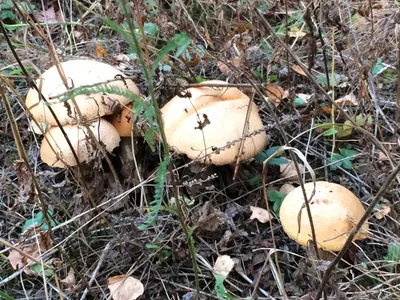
<box><xmin>323</xmin><ymin>127</ymin><xmax>338</xmax><ymax>136</ymax></box>
<box><xmin>143</xmin><ymin>22</ymin><xmax>159</xmax><ymax>36</ymax></box>
<box><xmin>31</xmin><ymin>264</ymin><xmax>54</xmax><ymax>277</ymax></box>
<box><xmin>371</xmin><ymin>58</ymin><xmax>384</xmax><ymax>75</ymax></box>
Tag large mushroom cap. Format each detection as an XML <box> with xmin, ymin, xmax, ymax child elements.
<box><xmin>160</xmin><ymin>80</ymin><xmax>267</xmax><ymax>165</ymax></box>
<box><xmin>25</xmin><ymin>59</ymin><xmax>141</xmax><ymax>125</ymax></box>
<box><xmin>279</xmin><ymin>181</ymin><xmax>369</xmax><ymax>251</ymax></box>
<box><xmin>40</xmin><ymin>118</ymin><xmax>121</xmax><ymax>168</ymax></box>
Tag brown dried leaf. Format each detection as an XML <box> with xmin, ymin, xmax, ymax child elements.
<box><xmin>8</xmin><ymin>248</ymin><xmax>24</xmax><ymax>270</ymax></box>
<box><xmin>61</xmin><ymin>268</ymin><xmax>76</xmax><ymax>287</ymax></box>
<box><xmin>374</xmin><ymin>205</ymin><xmax>391</xmax><ymax>219</ymax></box>
<box><xmin>196</xmin><ymin>201</ymin><xmax>225</xmax><ymax>232</ymax></box>
<box><xmin>108</xmin><ymin>275</ymin><xmax>144</xmax><ymax>300</ymax></box>
<box><xmin>335</xmin><ymin>93</ymin><xmax>358</xmax><ymax>106</ymax></box>
<box><xmin>14</xmin><ymin>161</ymin><xmax>35</xmax><ymax>203</ymax></box>
<box><xmin>218</xmin><ymin>58</ymin><xmax>242</xmax><ymax>76</ymax></box>
<box><xmin>266</xmin><ymin>83</ymin><xmax>285</xmax><ymax>106</ymax></box>
<box><xmin>34</xmin><ymin>6</ymin><xmax>63</xmax><ymax>22</ymax></box>
<box><xmin>291</xmin><ymin>65</ymin><xmax>307</xmax><ymax>77</ymax></box>
<box><xmin>287</xmin><ymin>26</ymin><xmax>307</xmax><ymax>38</ymax></box>
<box><xmin>280</xmin><ymin>160</ymin><xmax>305</xmax><ymax>181</ymax></box>
<box><xmin>249</xmin><ymin>206</ymin><xmax>273</xmax><ymax>223</ymax></box>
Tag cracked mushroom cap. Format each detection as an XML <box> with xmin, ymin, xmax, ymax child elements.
<box><xmin>25</xmin><ymin>59</ymin><xmax>141</xmax><ymax>126</ymax></box>
<box><xmin>279</xmin><ymin>181</ymin><xmax>369</xmax><ymax>251</ymax></box>
<box><xmin>40</xmin><ymin>118</ymin><xmax>121</xmax><ymax>168</ymax></box>
<box><xmin>160</xmin><ymin>80</ymin><xmax>267</xmax><ymax>165</ymax></box>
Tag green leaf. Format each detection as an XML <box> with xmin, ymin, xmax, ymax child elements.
<box><xmin>0</xmin><ymin>290</ymin><xmax>15</xmax><ymax>300</ymax></box>
<box><xmin>268</xmin><ymin>190</ymin><xmax>286</xmax><ymax>215</ymax></box>
<box><xmin>323</xmin><ymin>127</ymin><xmax>338</xmax><ymax>136</ymax></box>
<box><xmin>269</xmin><ymin>157</ymin><xmax>289</xmax><ymax>165</ymax></box>
<box><xmin>150</xmin><ymin>32</ymin><xmax>190</xmax><ymax>75</ymax></box>
<box><xmin>329</xmin><ymin>153</ymin><xmax>343</xmax><ymax>170</ymax></box>
<box><xmin>138</xmin><ymin>156</ymin><xmax>170</xmax><ymax>229</ymax></box>
<box><xmin>143</xmin><ymin>22</ymin><xmax>159</xmax><ymax>36</ymax></box>
<box><xmin>371</xmin><ymin>58</ymin><xmax>384</xmax><ymax>76</ymax></box>
<box><xmin>339</xmin><ymin>148</ymin><xmax>358</xmax><ymax>157</ymax></box>
<box><xmin>31</xmin><ymin>264</ymin><xmax>54</xmax><ymax>277</ymax></box>
<box><xmin>248</xmin><ymin>176</ymin><xmax>262</xmax><ymax>188</ymax></box>
<box><xmin>103</xmin><ymin>17</ymin><xmax>138</xmax><ymax>54</ymax></box>
<box><xmin>22</xmin><ymin>210</ymin><xmax>58</xmax><ymax>233</ymax></box>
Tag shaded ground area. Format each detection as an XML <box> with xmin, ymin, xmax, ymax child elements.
<box><xmin>1</xmin><ymin>0</ymin><xmax>400</xmax><ymax>299</ymax></box>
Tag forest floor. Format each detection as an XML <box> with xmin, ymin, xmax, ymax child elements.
<box><xmin>1</xmin><ymin>0</ymin><xmax>400</xmax><ymax>299</ymax></box>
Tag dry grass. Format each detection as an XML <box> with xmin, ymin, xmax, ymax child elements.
<box><xmin>1</xmin><ymin>0</ymin><xmax>400</xmax><ymax>299</ymax></box>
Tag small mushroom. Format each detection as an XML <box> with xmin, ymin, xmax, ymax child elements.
<box><xmin>40</xmin><ymin>118</ymin><xmax>121</xmax><ymax>168</ymax></box>
<box><xmin>279</xmin><ymin>181</ymin><xmax>369</xmax><ymax>251</ymax></box>
<box><xmin>160</xmin><ymin>80</ymin><xmax>267</xmax><ymax>165</ymax></box>
<box><xmin>25</xmin><ymin>59</ymin><xmax>141</xmax><ymax>125</ymax></box>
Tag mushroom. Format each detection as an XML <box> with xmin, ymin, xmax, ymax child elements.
<box><xmin>160</xmin><ymin>80</ymin><xmax>267</xmax><ymax>165</ymax></box>
<box><xmin>106</xmin><ymin>103</ymin><xmax>141</xmax><ymax>137</ymax></box>
<box><xmin>279</xmin><ymin>181</ymin><xmax>369</xmax><ymax>251</ymax></box>
<box><xmin>40</xmin><ymin>118</ymin><xmax>121</xmax><ymax>168</ymax></box>
<box><xmin>25</xmin><ymin>59</ymin><xmax>141</xmax><ymax>126</ymax></box>
<box><xmin>25</xmin><ymin>59</ymin><xmax>143</xmax><ymax>168</ymax></box>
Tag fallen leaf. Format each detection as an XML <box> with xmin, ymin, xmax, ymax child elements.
<box><xmin>287</xmin><ymin>26</ymin><xmax>307</xmax><ymax>38</ymax></box>
<box><xmin>296</xmin><ymin>93</ymin><xmax>312</xmax><ymax>105</ymax></box>
<box><xmin>374</xmin><ymin>205</ymin><xmax>391</xmax><ymax>219</ymax></box>
<box><xmin>96</xmin><ymin>43</ymin><xmax>107</xmax><ymax>57</ymax></box>
<box><xmin>249</xmin><ymin>206</ymin><xmax>273</xmax><ymax>223</ymax></box>
<box><xmin>218</xmin><ymin>58</ymin><xmax>242</xmax><ymax>76</ymax></box>
<box><xmin>204</xmin><ymin>26</ymin><xmax>215</xmax><ymax>49</ymax></box>
<box><xmin>266</xmin><ymin>84</ymin><xmax>285</xmax><ymax>106</ymax></box>
<box><xmin>34</xmin><ymin>6</ymin><xmax>63</xmax><ymax>22</ymax></box>
<box><xmin>196</xmin><ymin>201</ymin><xmax>225</xmax><ymax>232</ymax></box>
<box><xmin>279</xmin><ymin>183</ymin><xmax>295</xmax><ymax>194</ymax></box>
<box><xmin>14</xmin><ymin>161</ymin><xmax>35</xmax><ymax>203</ymax></box>
<box><xmin>280</xmin><ymin>160</ymin><xmax>305</xmax><ymax>181</ymax></box>
<box><xmin>8</xmin><ymin>248</ymin><xmax>24</xmax><ymax>270</ymax></box>
<box><xmin>291</xmin><ymin>65</ymin><xmax>307</xmax><ymax>77</ymax></box>
<box><xmin>213</xmin><ymin>255</ymin><xmax>235</xmax><ymax>279</ymax></box>
<box><xmin>61</xmin><ymin>268</ymin><xmax>76</xmax><ymax>287</ymax></box>
<box><xmin>108</xmin><ymin>275</ymin><xmax>144</xmax><ymax>300</ymax></box>
<box><xmin>377</xmin><ymin>151</ymin><xmax>389</xmax><ymax>162</ymax></box>
<box><xmin>335</xmin><ymin>93</ymin><xmax>358</xmax><ymax>106</ymax></box>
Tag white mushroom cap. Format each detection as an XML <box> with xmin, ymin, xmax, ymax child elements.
<box><xmin>279</xmin><ymin>181</ymin><xmax>369</xmax><ymax>251</ymax></box>
<box><xmin>25</xmin><ymin>59</ymin><xmax>141</xmax><ymax>126</ymax></box>
<box><xmin>40</xmin><ymin>118</ymin><xmax>121</xmax><ymax>168</ymax></box>
<box><xmin>160</xmin><ymin>80</ymin><xmax>267</xmax><ymax>165</ymax></box>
